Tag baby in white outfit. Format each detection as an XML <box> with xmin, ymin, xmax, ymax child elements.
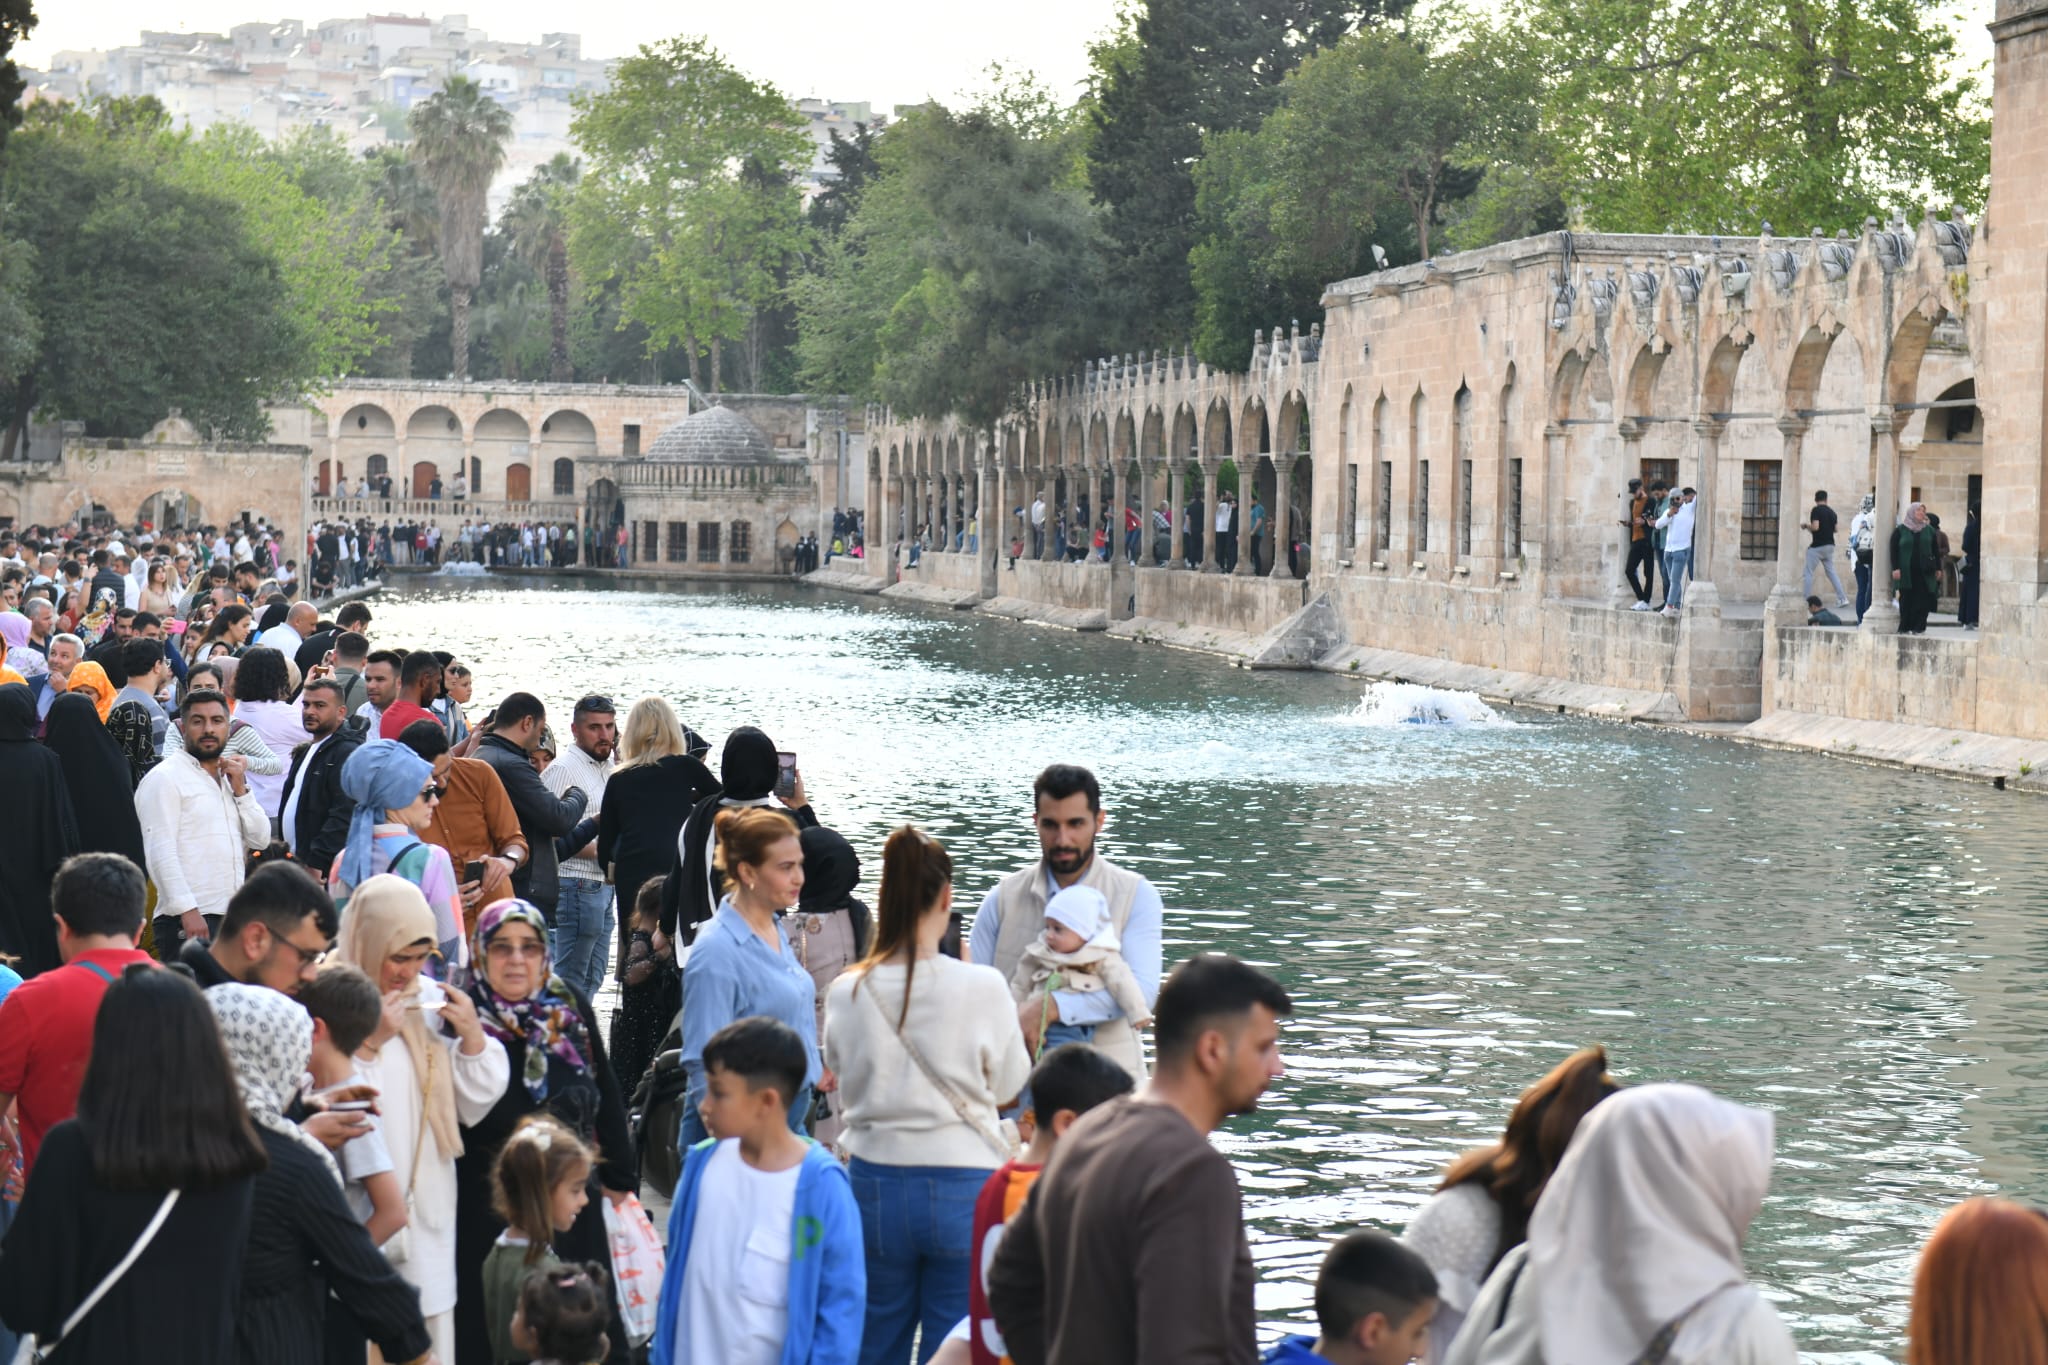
<box><xmin>1008</xmin><ymin>884</ymin><xmax>1153</xmax><ymax>1056</ymax></box>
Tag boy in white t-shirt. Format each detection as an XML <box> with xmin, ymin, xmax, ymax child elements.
<box><xmin>300</xmin><ymin>966</ymin><xmax>407</xmax><ymax>1242</ymax></box>
<box><xmin>650</xmin><ymin>1017</ymin><xmax>864</xmax><ymax>1365</ymax></box>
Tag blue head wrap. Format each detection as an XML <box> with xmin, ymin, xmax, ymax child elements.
<box><xmin>337</xmin><ymin>739</ymin><xmax>434</xmax><ymax>889</ymax></box>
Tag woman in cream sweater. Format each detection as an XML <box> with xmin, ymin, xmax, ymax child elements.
<box><xmin>825</xmin><ymin>826</ymin><xmax>1032</xmax><ymax>1365</ymax></box>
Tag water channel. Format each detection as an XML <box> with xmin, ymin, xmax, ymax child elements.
<box><xmin>378</xmin><ymin>576</ymin><xmax>2048</xmax><ymax>1363</ymax></box>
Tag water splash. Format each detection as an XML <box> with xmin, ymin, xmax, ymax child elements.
<box><xmin>433</xmin><ymin>561</ymin><xmax>491</xmax><ymax>577</ymax></box>
<box><xmin>1346</xmin><ymin>681</ymin><xmax>1508</xmax><ymax>728</ymax></box>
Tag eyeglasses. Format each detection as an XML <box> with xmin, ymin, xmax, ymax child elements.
<box><xmin>573</xmin><ymin>695</ymin><xmax>614</xmax><ymax>717</ymax></box>
<box><xmin>272</xmin><ymin>933</ymin><xmax>330</xmax><ymax>969</ymax></box>
<box><xmin>421</xmin><ymin>784</ymin><xmax>446</xmax><ymax>801</ymax></box>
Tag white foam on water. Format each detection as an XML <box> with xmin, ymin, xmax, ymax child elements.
<box><xmin>1345</xmin><ymin>681</ymin><xmax>1509</xmax><ymax>728</ymax></box>
<box><xmin>433</xmin><ymin>561</ymin><xmax>491</xmax><ymax>577</ymax></box>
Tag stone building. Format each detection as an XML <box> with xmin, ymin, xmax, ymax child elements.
<box><xmin>611</xmin><ymin>404</ymin><xmax>818</xmax><ymax>577</ymax></box>
<box><xmin>855</xmin><ymin>0</ymin><xmax>2048</xmax><ymax>770</ymax></box>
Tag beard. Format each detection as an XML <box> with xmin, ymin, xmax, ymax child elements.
<box><xmin>189</xmin><ymin>735</ymin><xmax>226</xmax><ymax>760</ymax></box>
<box><xmin>1045</xmin><ymin>838</ymin><xmax>1094</xmax><ymax>876</ymax></box>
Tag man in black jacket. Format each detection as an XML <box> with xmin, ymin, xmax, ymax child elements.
<box><xmin>277</xmin><ymin>678</ymin><xmax>363</xmax><ymax>881</ymax></box>
<box><xmin>474</xmin><ymin>691</ymin><xmax>586</xmax><ymax>923</ymax></box>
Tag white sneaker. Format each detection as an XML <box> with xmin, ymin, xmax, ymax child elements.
<box><xmin>1837</xmin><ymin>600</ymin><xmax>1850</xmax><ymax>609</ymax></box>
<box><xmin>1631</xmin><ymin>601</ymin><xmax>1652</xmax><ymax>611</ymax></box>
<box><xmin>1661</xmin><ymin>605</ymin><xmax>1678</xmax><ymax>616</ymax></box>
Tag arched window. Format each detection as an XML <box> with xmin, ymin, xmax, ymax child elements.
<box><xmin>729</xmin><ymin>520</ymin><xmax>752</xmax><ymax>563</ymax></box>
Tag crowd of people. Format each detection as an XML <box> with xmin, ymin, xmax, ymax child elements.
<box><xmin>985</xmin><ymin>488</ymin><xmax>1308</xmax><ymax>579</ymax></box>
<box><xmin>1616</xmin><ymin>478</ymin><xmax>1980</xmax><ymax>629</ymax></box>
<box><xmin>0</xmin><ymin>512</ymin><xmax>2036</xmax><ymax>1365</ymax></box>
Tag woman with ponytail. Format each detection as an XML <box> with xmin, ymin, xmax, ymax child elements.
<box><xmin>676</xmin><ymin>806</ymin><xmax>823</xmax><ymax>1150</ymax></box>
<box><xmin>824</xmin><ymin>825</ymin><xmax>1032</xmax><ymax>1365</ymax></box>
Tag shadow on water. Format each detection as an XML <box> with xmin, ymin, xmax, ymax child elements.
<box><xmin>381</xmin><ymin>576</ymin><xmax>2048</xmax><ymax>1362</ymax></box>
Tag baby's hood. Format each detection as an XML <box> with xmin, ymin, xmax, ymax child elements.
<box><xmin>1046</xmin><ymin>884</ymin><xmax>1120</xmax><ymax>952</ymax></box>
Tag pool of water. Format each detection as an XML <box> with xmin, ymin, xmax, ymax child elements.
<box><xmin>376</xmin><ymin>575</ymin><xmax>2048</xmax><ymax>1363</ymax></box>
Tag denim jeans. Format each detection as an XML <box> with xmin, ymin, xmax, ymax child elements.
<box><xmin>850</xmin><ymin>1158</ymin><xmax>992</xmax><ymax>1365</ymax></box>
<box><xmin>1855</xmin><ymin>560</ymin><xmax>1873</xmax><ymax>621</ymax></box>
<box><xmin>551</xmin><ymin>878</ymin><xmax>614</xmax><ymax>1002</ymax></box>
<box><xmin>1663</xmin><ymin>548</ymin><xmax>1693</xmax><ymax>608</ymax></box>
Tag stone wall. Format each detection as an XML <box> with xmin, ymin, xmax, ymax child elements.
<box><xmin>1767</xmin><ymin>625</ymin><xmax>1982</xmax><ymax>731</ymax></box>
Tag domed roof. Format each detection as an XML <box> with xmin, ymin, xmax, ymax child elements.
<box><xmin>644</xmin><ymin>405</ymin><xmax>778</xmax><ymax>464</ymax></box>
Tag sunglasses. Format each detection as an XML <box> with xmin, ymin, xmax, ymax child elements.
<box><xmin>421</xmin><ymin>783</ymin><xmax>447</xmax><ymax>801</ymax></box>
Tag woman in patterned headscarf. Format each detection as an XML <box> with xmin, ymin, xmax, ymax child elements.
<box><xmin>207</xmin><ymin>982</ymin><xmax>436</xmax><ymax>1365</ymax></box>
<box><xmin>452</xmin><ymin>899</ymin><xmax>639</xmax><ymax>1365</ymax></box>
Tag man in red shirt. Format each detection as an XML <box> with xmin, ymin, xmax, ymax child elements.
<box><xmin>0</xmin><ymin>853</ymin><xmax>155</xmax><ymax>1179</ymax></box>
<box><xmin>377</xmin><ymin>648</ymin><xmax>443</xmax><ymax>740</ymax></box>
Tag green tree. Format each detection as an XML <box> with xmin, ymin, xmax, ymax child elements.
<box><xmin>793</xmin><ymin>85</ymin><xmax>1110</xmax><ymax>426</ymax></box>
<box><xmin>0</xmin><ymin>107</ymin><xmax>303</xmax><ymax>449</ymax></box>
<box><xmin>570</xmin><ymin>36</ymin><xmax>811</xmax><ymax>391</ymax></box>
<box><xmin>502</xmin><ymin>153</ymin><xmax>581</xmax><ymax>381</ymax></box>
<box><xmin>0</xmin><ymin>0</ymin><xmax>32</xmax><ymax>151</ymax></box>
<box><xmin>1086</xmin><ymin>0</ymin><xmax>1412</xmax><ymax>348</ymax></box>
<box><xmin>1189</xmin><ymin>21</ymin><xmax>1517</xmax><ymax>367</ymax></box>
<box><xmin>409</xmin><ymin>76</ymin><xmax>511</xmax><ymax>380</ymax></box>
<box><xmin>358</xmin><ymin>146</ymin><xmax>445</xmax><ymax>378</ymax></box>
<box><xmin>1514</xmin><ymin>0</ymin><xmax>1989</xmax><ymax>233</ymax></box>
<box><xmin>806</xmin><ymin>122</ymin><xmax>881</xmax><ymax>240</ymax></box>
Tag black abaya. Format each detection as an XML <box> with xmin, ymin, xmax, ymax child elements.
<box><xmin>42</xmin><ymin>692</ymin><xmax>147</xmax><ymax>872</ymax></box>
<box><xmin>0</xmin><ymin>683</ymin><xmax>80</xmax><ymax>975</ymax></box>
<box><xmin>657</xmin><ymin>726</ymin><xmax>818</xmax><ymax>942</ymax></box>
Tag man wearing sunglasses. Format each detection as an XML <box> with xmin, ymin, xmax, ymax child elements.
<box><xmin>178</xmin><ymin>859</ymin><xmax>339</xmax><ymax>998</ymax></box>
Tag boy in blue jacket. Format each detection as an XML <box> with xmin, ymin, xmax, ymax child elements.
<box><xmin>1263</xmin><ymin>1231</ymin><xmax>1436</xmax><ymax>1365</ymax></box>
<box><xmin>652</xmin><ymin>1017</ymin><xmax>864</xmax><ymax>1365</ymax></box>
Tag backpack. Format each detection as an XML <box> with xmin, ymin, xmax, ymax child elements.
<box><xmin>630</xmin><ymin>1014</ymin><xmax>687</xmax><ymax>1200</ymax></box>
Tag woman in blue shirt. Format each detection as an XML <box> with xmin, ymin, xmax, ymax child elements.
<box><xmin>678</xmin><ymin>806</ymin><xmax>822</xmax><ymax>1148</ymax></box>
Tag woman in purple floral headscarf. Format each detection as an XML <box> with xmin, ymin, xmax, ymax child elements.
<box><xmin>453</xmin><ymin>898</ymin><xmax>640</xmax><ymax>1364</ymax></box>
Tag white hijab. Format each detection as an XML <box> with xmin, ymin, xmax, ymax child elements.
<box><xmin>1528</xmin><ymin>1083</ymin><xmax>1775</xmax><ymax>1363</ymax></box>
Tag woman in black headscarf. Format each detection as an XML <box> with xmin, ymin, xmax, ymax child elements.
<box><xmin>792</xmin><ymin>826</ymin><xmax>869</xmax><ymax>1149</ymax></box>
<box><xmin>0</xmin><ymin>683</ymin><xmax>80</xmax><ymax>975</ymax></box>
<box><xmin>42</xmin><ymin>692</ymin><xmax>148</xmax><ymax>871</ymax></box>
<box><xmin>657</xmin><ymin>725</ymin><xmax>817</xmax><ymax>945</ymax></box>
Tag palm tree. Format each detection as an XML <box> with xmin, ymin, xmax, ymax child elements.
<box><xmin>408</xmin><ymin>77</ymin><xmax>511</xmax><ymax>380</ymax></box>
<box><xmin>502</xmin><ymin>153</ymin><xmax>580</xmax><ymax>383</ymax></box>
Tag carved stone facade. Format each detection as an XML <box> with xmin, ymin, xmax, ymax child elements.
<box><xmin>859</xmin><ymin>5</ymin><xmax>2048</xmax><ymax>759</ymax></box>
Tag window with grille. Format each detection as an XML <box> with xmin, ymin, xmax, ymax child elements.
<box><xmin>1418</xmin><ymin>462</ymin><xmax>1430</xmax><ymax>553</ymax></box>
<box><xmin>1640</xmin><ymin>458</ymin><xmax>1677</xmax><ymax>491</ymax></box>
<box><xmin>554</xmin><ymin>458</ymin><xmax>575</xmax><ymax>496</ymax></box>
<box><xmin>1376</xmin><ymin>462</ymin><xmax>1392</xmax><ymax>553</ymax></box>
<box><xmin>665</xmin><ymin>522</ymin><xmax>687</xmax><ymax>562</ymax></box>
<box><xmin>1458</xmin><ymin>459</ymin><xmax>1473</xmax><ymax>558</ymax></box>
<box><xmin>1506</xmin><ymin>459</ymin><xmax>1523</xmax><ymax>557</ymax></box>
<box><xmin>729</xmin><ymin>521</ymin><xmax>752</xmax><ymax>563</ymax></box>
<box><xmin>697</xmin><ymin>521</ymin><xmax>721</xmax><ymax>563</ymax></box>
<box><xmin>640</xmin><ymin>521</ymin><xmax>657</xmax><ymax>563</ymax></box>
<box><xmin>1342</xmin><ymin>463</ymin><xmax>1359</xmax><ymax>549</ymax></box>
<box><xmin>1741</xmin><ymin>460</ymin><xmax>1780</xmax><ymax>561</ymax></box>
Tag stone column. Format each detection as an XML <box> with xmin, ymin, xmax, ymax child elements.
<box><xmin>1689</xmin><ymin>419</ymin><xmax>1725</xmax><ymax>590</ymax></box>
<box><xmin>1611</xmin><ymin>423</ymin><xmax>1646</xmax><ymax>606</ymax></box>
<box><xmin>980</xmin><ymin>459</ymin><xmax>999</xmax><ymax>593</ymax></box>
<box><xmin>1863</xmin><ymin>413</ymin><xmax>1902</xmax><ymax>632</ymax></box>
<box><xmin>1166</xmin><ymin>462</ymin><xmax>1186</xmax><ymax>569</ymax></box>
<box><xmin>1765</xmin><ymin>418</ymin><xmax>1810</xmax><ymax>621</ymax></box>
<box><xmin>1270</xmin><ymin>454</ymin><xmax>1296</xmax><ymax>578</ymax></box>
<box><xmin>1199</xmin><ymin>460</ymin><xmax>1220</xmax><ymax>571</ymax></box>
<box><xmin>1231</xmin><ymin>460</ymin><xmax>1257</xmax><ymax>578</ymax></box>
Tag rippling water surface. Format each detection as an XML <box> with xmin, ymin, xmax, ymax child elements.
<box><xmin>379</xmin><ymin>576</ymin><xmax>2048</xmax><ymax>1363</ymax></box>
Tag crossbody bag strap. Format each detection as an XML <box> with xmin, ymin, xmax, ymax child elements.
<box><xmin>44</xmin><ymin>1189</ymin><xmax>180</xmax><ymax>1352</ymax></box>
<box><xmin>1627</xmin><ymin>1290</ymin><xmax>1718</xmax><ymax>1365</ymax></box>
<box><xmin>857</xmin><ymin>974</ymin><xmax>1010</xmax><ymax>1163</ymax></box>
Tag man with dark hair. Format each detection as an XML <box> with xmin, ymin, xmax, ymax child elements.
<box><xmin>989</xmin><ymin>954</ymin><xmax>1290</xmax><ymax>1365</ymax></box>
<box><xmin>179</xmin><ymin>859</ymin><xmax>339</xmax><ymax>997</ymax></box>
<box><xmin>278</xmin><ymin>676</ymin><xmax>363</xmax><ymax>879</ymax></box>
<box><xmin>377</xmin><ymin>649</ymin><xmax>442</xmax><ymax>740</ymax></box>
<box><xmin>397</xmin><ymin>717</ymin><xmax>527</xmax><ymax>915</ymax></box>
<box><xmin>475</xmin><ymin>694</ymin><xmax>584</xmax><ymax>921</ymax></box>
<box><xmin>87</xmin><ymin>548</ymin><xmax>126</xmax><ymax>609</ymax></box>
<box><xmin>543</xmin><ymin>694</ymin><xmax>616</xmax><ymax>998</ymax></box>
<box><xmin>0</xmin><ymin>853</ymin><xmax>153</xmax><ymax>1179</ymax></box>
<box><xmin>356</xmin><ymin>648</ymin><xmax>401</xmax><ymax>729</ymax></box>
<box><xmin>970</xmin><ymin>763</ymin><xmax>1162</xmax><ymax>1079</ymax></box>
<box><xmin>294</xmin><ymin>597</ymin><xmax>372</xmax><ymax>676</ymax></box>
<box><xmin>136</xmin><ymin>688</ymin><xmax>270</xmax><ymax>958</ymax></box>
<box><xmin>1803</xmin><ymin>488</ymin><xmax>1849</xmax><ymax>611</ymax></box>
<box><xmin>113</xmin><ymin>634</ymin><xmax>172</xmax><ymax>757</ymax></box>
<box><xmin>1620</xmin><ymin>476</ymin><xmax>1656</xmax><ymax>610</ymax></box>
<box><xmin>328</xmin><ymin>628</ymin><xmax>372</xmax><ymax>719</ymax></box>
<box><xmin>1264</xmin><ymin>1233</ymin><xmax>1437</xmax><ymax>1365</ymax></box>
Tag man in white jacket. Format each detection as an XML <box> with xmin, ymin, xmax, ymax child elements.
<box><xmin>135</xmin><ymin>688</ymin><xmax>271</xmax><ymax>960</ymax></box>
<box><xmin>1654</xmin><ymin>487</ymin><xmax>1698</xmax><ymax>616</ymax></box>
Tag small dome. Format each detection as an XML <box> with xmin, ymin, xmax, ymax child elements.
<box><xmin>644</xmin><ymin>405</ymin><xmax>777</xmax><ymax>464</ymax></box>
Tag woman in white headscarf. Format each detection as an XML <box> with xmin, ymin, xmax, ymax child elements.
<box><xmin>209</xmin><ymin>982</ymin><xmax>435</xmax><ymax>1365</ymax></box>
<box><xmin>1443</xmin><ymin>1083</ymin><xmax>1797</xmax><ymax>1365</ymax></box>
<box><xmin>325</xmin><ymin>874</ymin><xmax>510</xmax><ymax>1363</ymax></box>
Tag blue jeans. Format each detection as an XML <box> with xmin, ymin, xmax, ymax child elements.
<box><xmin>1855</xmin><ymin>559</ymin><xmax>1873</xmax><ymax>621</ymax></box>
<box><xmin>552</xmin><ymin>878</ymin><xmax>613</xmax><ymax>1003</ymax></box>
<box><xmin>1663</xmin><ymin>548</ymin><xmax>1693</xmax><ymax>608</ymax></box>
<box><xmin>850</xmin><ymin>1159</ymin><xmax>991</xmax><ymax>1365</ymax></box>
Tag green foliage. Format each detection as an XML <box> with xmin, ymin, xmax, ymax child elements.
<box><xmin>570</xmin><ymin>35</ymin><xmax>811</xmax><ymax>391</ymax></box>
<box><xmin>791</xmin><ymin>84</ymin><xmax>1111</xmax><ymax>427</ymax></box>
<box><xmin>0</xmin><ymin>106</ymin><xmax>301</xmax><ymax>442</ymax></box>
<box><xmin>409</xmin><ymin>76</ymin><xmax>512</xmax><ymax>378</ymax></box>
<box><xmin>0</xmin><ymin>235</ymin><xmax>39</xmax><ymax>387</ymax></box>
<box><xmin>0</xmin><ymin>0</ymin><xmax>32</xmax><ymax>150</ymax></box>
<box><xmin>807</xmin><ymin>122</ymin><xmax>881</xmax><ymax>240</ymax></box>
<box><xmin>1190</xmin><ymin>19</ymin><xmax>1519</xmax><ymax>367</ymax></box>
<box><xmin>502</xmin><ymin>153</ymin><xmax>581</xmax><ymax>381</ymax></box>
<box><xmin>1511</xmin><ymin>0</ymin><xmax>1990</xmax><ymax>234</ymax></box>
<box><xmin>1086</xmin><ymin>0</ymin><xmax>1413</xmax><ymax>348</ymax></box>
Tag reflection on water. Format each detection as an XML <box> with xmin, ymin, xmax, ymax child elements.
<box><xmin>379</xmin><ymin>577</ymin><xmax>2048</xmax><ymax>1363</ymax></box>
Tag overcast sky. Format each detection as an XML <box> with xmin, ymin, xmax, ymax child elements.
<box><xmin>21</xmin><ymin>0</ymin><xmax>1993</xmax><ymax>113</ymax></box>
